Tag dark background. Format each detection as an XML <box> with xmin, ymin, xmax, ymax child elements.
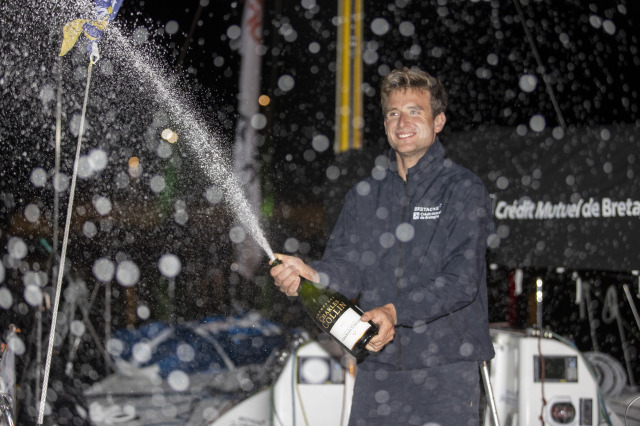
<box><xmin>1</xmin><ymin>1</ymin><xmax>639</xmax><ymax>419</ymax></box>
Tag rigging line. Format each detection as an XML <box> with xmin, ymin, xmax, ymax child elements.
<box><xmin>71</xmin><ymin>292</ymin><xmax>116</xmax><ymax>375</ymax></box>
<box><xmin>65</xmin><ymin>278</ymin><xmax>115</xmax><ymax>375</ymax></box>
<box><xmin>603</xmin><ymin>286</ymin><xmax>636</xmax><ymax>388</ymax></box>
<box><xmin>54</xmin><ymin>61</ymin><xmax>62</xmax><ymax>263</ymax></box>
<box><xmin>625</xmin><ymin>395</ymin><xmax>640</xmax><ymax>426</ymax></box>
<box><xmin>104</xmin><ymin>280</ymin><xmax>111</xmax><ymax>376</ymax></box>
<box><xmin>177</xmin><ymin>2</ymin><xmax>205</xmax><ymax>71</ymax></box>
<box><xmin>37</xmin><ymin>60</ymin><xmax>65</xmax><ymax>402</ymax></box>
<box><xmin>537</xmin><ymin>332</ymin><xmax>547</xmax><ymax>426</ymax></box>
<box><xmin>583</xmin><ymin>283</ymin><xmax>600</xmax><ymax>351</ymax></box>
<box><xmin>37</xmin><ymin>59</ymin><xmax>95</xmax><ymax>425</ymax></box>
<box><xmin>622</xmin><ymin>284</ymin><xmax>640</xmax><ymax>333</ymax></box>
<box><xmin>293</xmin><ymin>344</ymin><xmax>310</xmax><ymax>426</ymax></box>
<box><xmin>512</xmin><ymin>0</ymin><xmax>567</xmax><ymax>130</ymax></box>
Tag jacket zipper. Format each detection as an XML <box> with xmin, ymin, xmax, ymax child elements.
<box><xmin>396</xmin><ymin>176</ymin><xmax>410</xmax><ymax>370</ymax></box>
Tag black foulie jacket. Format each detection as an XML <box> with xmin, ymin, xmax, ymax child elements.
<box><xmin>311</xmin><ymin>138</ymin><xmax>495</xmax><ymax>371</ymax></box>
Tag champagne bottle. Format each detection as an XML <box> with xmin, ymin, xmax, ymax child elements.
<box><xmin>271</xmin><ymin>258</ymin><xmax>378</xmax><ymax>361</ymax></box>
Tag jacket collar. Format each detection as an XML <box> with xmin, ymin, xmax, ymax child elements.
<box><xmin>388</xmin><ymin>137</ymin><xmax>445</xmax><ymax>183</ymax></box>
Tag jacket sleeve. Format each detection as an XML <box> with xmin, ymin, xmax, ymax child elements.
<box><xmin>309</xmin><ymin>189</ymin><xmax>364</xmax><ymax>300</ymax></box>
<box><xmin>395</xmin><ymin>182</ymin><xmax>493</xmax><ymax>327</ymax></box>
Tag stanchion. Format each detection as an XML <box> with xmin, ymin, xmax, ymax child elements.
<box><xmin>480</xmin><ymin>361</ymin><xmax>501</xmax><ymax>426</ymax></box>
<box><xmin>0</xmin><ymin>393</ymin><xmax>15</xmax><ymax>426</ymax></box>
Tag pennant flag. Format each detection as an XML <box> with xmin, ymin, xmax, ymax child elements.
<box><xmin>60</xmin><ymin>0</ymin><xmax>124</xmax><ymax>58</ymax></box>
<box><xmin>232</xmin><ymin>0</ymin><xmax>264</xmax><ymax>279</ymax></box>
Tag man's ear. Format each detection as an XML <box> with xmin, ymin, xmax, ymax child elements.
<box><xmin>434</xmin><ymin>112</ymin><xmax>446</xmax><ymax>133</ymax></box>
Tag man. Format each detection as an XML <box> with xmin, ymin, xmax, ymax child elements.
<box><xmin>271</xmin><ymin>66</ymin><xmax>495</xmax><ymax>426</ymax></box>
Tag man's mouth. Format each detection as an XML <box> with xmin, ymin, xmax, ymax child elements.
<box><xmin>397</xmin><ymin>132</ymin><xmax>415</xmax><ymax>139</ymax></box>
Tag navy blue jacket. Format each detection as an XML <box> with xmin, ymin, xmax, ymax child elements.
<box><xmin>311</xmin><ymin>139</ymin><xmax>495</xmax><ymax>370</ymax></box>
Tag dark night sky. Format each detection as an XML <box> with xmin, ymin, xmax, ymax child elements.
<box><xmin>2</xmin><ymin>0</ymin><xmax>638</xmax><ymax>190</ymax></box>
<box><xmin>110</xmin><ymin>0</ymin><xmax>640</xmax><ymax>208</ymax></box>
<box><xmin>1</xmin><ymin>0</ymin><xmax>638</xmax><ymax>253</ymax></box>
<box><xmin>125</xmin><ymin>0</ymin><xmax>640</xmax><ymax>129</ymax></box>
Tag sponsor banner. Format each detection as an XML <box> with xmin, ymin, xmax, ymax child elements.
<box><xmin>444</xmin><ymin>124</ymin><xmax>639</xmax><ymax>271</ymax></box>
<box><xmin>495</xmin><ymin>198</ymin><xmax>640</xmax><ymax>220</ymax></box>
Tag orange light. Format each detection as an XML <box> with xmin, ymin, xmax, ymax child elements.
<box><xmin>128</xmin><ymin>156</ymin><xmax>140</xmax><ymax>168</ymax></box>
<box><xmin>258</xmin><ymin>94</ymin><xmax>271</xmax><ymax>107</ymax></box>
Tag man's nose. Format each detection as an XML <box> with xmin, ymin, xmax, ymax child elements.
<box><xmin>397</xmin><ymin>112</ymin><xmax>408</xmax><ymax>127</ymax></box>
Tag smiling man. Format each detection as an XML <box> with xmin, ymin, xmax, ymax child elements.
<box><xmin>271</xmin><ymin>66</ymin><xmax>495</xmax><ymax>425</ymax></box>
<box><xmin>383</xmin><ymin>77</ymin><xmax>446</xmax><ymax>174</ymax></box>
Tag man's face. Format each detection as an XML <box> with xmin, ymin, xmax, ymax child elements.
<box><xmin>383</xmin><ymin>88</ymin><xmax>446</xmax><ymax>162</ymax></box>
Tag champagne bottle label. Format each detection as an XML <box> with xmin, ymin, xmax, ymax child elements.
<box><xmin>316</xmin><ymin>295</ymin><xmax>372</xmax><ymax>351</ymax></box>
<box><xmin>329</xmin><ymin>307</ymin><xmax>373</xmax><ymax>350</ymax></box>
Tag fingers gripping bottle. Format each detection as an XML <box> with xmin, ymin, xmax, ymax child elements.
<box><xmin>271</xmin><ymin>258</ymin><xmax>378</xmax><ymax>361</ymax></box>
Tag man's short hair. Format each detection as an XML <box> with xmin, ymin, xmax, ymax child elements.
<box><xmin>380</xmin><ymin>66</ymin><xmax>448</xmax><ymax>118</ymax></box>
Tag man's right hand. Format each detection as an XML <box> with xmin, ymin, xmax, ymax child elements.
<box><xmin>361</xmin><ymin>303</ymin><xmax>397</xmax><ymax>352</ymax></box>
<box><xmin>269</xmin><ymin>254</ymin><xmax>319</xmax><ymax>297</ymax></box>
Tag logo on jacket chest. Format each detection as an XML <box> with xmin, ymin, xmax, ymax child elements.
<box><xmin>413</xmin><ymin>204</ymin><xmax>442</xmax><ymax>220</ymax></box>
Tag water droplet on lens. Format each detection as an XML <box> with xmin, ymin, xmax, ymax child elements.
<box><xmin>356</xmin><ymin>181</ymin><xmax>371</xmax><ymax>196</ymax></box>
<box><xmin>529</xmin><ymin>114</ymin><xmax>546</xmax><ymax>132</ymax></box>
<box><xmin>284</xmin><ymin>237</ymin><xmax>300</xmax><ymax>253</ymax></box>
<box><xmin>371</xmin><ymin>17</ymin><xmax>390</xmax><ymax>35</ymax></box>
<box><xmin>379</xmin><ymin>232</ymin><xmax>395</xmax><ymax>249</ymax></box>
<box><xmin>326</xmin><ymin>165</ymin><xmax>340</xmax><ymax>180</ymax></box>
<box><xmin>133</xmin><ymin>26</ymin><xmax>150</xmax><ymax>43</ymax></box>
<box><xmin>93</xmin><ymin>258</ymin><xmax>115</xmax><ymax>282</ymax></box>
<box><xmin>116</xmin><ymin>260</ymin><xmax>140</xmax><ymax>287</ymax></box>
<box><xmin>83</xmin><ymin>221</ymin><xmax>98</xmax><ymax>238</ymax></box>
<box><xmin>277</xmin><ymin>74</ymin><xmax>295</xmax><ymax>91</ymax></box>
<box><xmin>375</xmin><ymin>389</ymin><xmax>390</xmax><ymax>403</ymax></box>
<box><xmin>93</xmin><ymin>196</ymin><xmax>112</xmax><ymax>215</ymax></box>
<box><xmin>205</xmin><ymin>186</ymin><xmax>223</xmax><ymax>204</ymax></box>
<box><xmin>106</xmin><ymin>338</ymin><xmax>124</xmax><ymax>357</ymax></box>
<box><xmin>251</xmin><ymin>113</ymin><xmax>267</xmax><ymax>130</ymax></box>
<box><xmin>70</xmin><ymin>320</ymin><xmax>86</xmax><ymax>337</ymax></box>
<box><xmin>132</xmin><ymin>342</ymin><xmax>152</xmax><ymax>363</ymax></box>
<box><xmin>226</xmin><ymin>25</ymin><xmax>241</xmax><ymax>40</ymax></box>
<box><xmin>158</xmin><ymin>253</ymin><xmax>181</xmax><ymax>278</ymax></box>
<box><xmin>137</xmin><ymin>305</ymin><xmax>150</xmax><ymax>320</ymax></box>
<box><xmin>24</xmin><ymin>204</ymin><xmax>40</xmax><ymax>223</ymax></box>
<box><xmin>0</xmin><ymin>287</ymin><xmax>13</xmax><ymax>309</ymax></box>
<box><xmin>399</xmin><ymin>21</ymin><xmax>415</xmax><ymax>36</ymax></box>
<box><xmin>149</xmin><ymin>175</ymin><xmax>166</xmax><ymax>193</ymax></box>
<box><xmin>165</xmin><ymin>20</ymin><xmax>180</xmax><ymax>35</ymax></box>
<box><xmin>24</xmin><ymin>284</ymin><xmax>43</xmax><ymax>306</ymax></box>
<box><xmin>395</xmin><ymin>223</ymin><xmax>415</xmax><ymax>242</ymax></box>
<box><xmin>229</xmin><ymin>226</ymin><xmax>246</xmax><ymax>243</ymax></box>
<box><xmin>519</xmin><ymin>74</ymin><xmax>538</xmax><ymax>92</ymax></box>
<box><xmin>8</xmin><ymin>237</ymin><xmax>28</xmax><ymax>260</ymax></box>
<box><xmin>30</xmin><ymin>167</ymin><xmax>47</xmax><ymax>187</ymax></box>
<box><xmin>167</xmin><ymin>370</ymin><xmax>190</xmax><ymax>391</ymax></box>
<box><xmin>176</xmin><ymin>343</ymin><xmax>195</xmax><ymax>362</ymax></box>
<box><xmin>312</xmin><ymin>134</ymin><xmax>330</xmax><ymax>152</ymax></box>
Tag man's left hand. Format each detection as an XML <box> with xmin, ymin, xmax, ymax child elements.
<box><xmin>361</xmin><ymin>303</ymin><xmax>397</xmax><ymax>352</ymax></box>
